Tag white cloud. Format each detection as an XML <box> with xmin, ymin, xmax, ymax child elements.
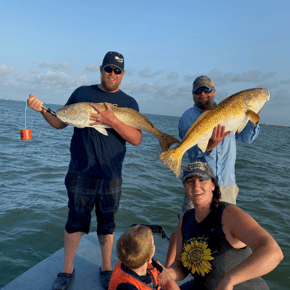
<box><xmin>138</xmin><ymin>67</ymin><xmax>165</xmax><ymax>78</ymax></box>
<box><xmin>167</xmin><ymin>72</ymin><xmax>178</xmax><ymax>80</ymax></box>
<box><xmin>38</xmin><ymin>61</ymin><xmax>70</xmax><ymax>70</ymax></box>
<box><xmin>279</xmin><ymin>79</ymin><xmax>290</xmax><ymax>85</ymax></box>
<box><xmin>85</xmin><ymin>62</ymin><xmax>100</xmax><ymax>72</ymax></box>
<box><xmin>0</xmin><ymin>64</ymin><xmax>21</xmax><ymax>85</ymax></box>
<box><xmin>1</xmin><ymin>62</ymin><xmax>288</xmax><ymax>125</ymax></box>
<box><xmin>231</xmin><ymin>71</ymin><xmax>276</xmax><ymax>83</ymax></box>
<box><xmin>124</xmin><ymin>68</ymin><xmax>135</xmax><ymax>76</ymax></box>
<box><xmin>122</xmin><ymin>81</ymin><xmax>190</xmax><ymax>103</ymax></box>
<box><xmin>33</xmin><ymin>70</ymin><xmax>88</xmax><ymax>89</ymax></box>
<box><xmin>121</xmin><ymin>81</ymin><xmax>156</xmax><ymax>95</ymax></box>
<box><xmin>208</xmin><ymin>69</ymin><xmax>277</xmax><ymax>86</ymax></box>
<box><xmin>28</xmin><ymin>69</ymin><xmax>40</xmax><ymax>74</ymax></box>
<box><xmin>183</xmin><ymin>73</ymin><xmax>199</xmax><ymax>83</ymax></box>
<box><xmin>270</xmin><ymin>89</ymin><xmax>290</xmax><ymax>105</ymax></box>
<box><xmin>0</xmin><ymin>64</ymin><xmax>89</xmax><ymax>93</ymax></box>
<box><xmin>153</xmin><ymin>84</ymin><xmax>176</xmax><ymax>98</ymax></box>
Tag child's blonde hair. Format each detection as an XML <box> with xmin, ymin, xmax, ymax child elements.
<box><xmin>116</xmin><ymin>225</ymin><xmax>154</xmax><ymax>269</ymax></box>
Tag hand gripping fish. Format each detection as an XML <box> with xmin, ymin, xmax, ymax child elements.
<box><xmin>53</xmin><ymin>102</ymin><xmax>180</xmax><ymax>152</ymax></box>
<box><xmin>158</xmin><ymin>88</ymin><xmax>270</xmax><ymax>178</ymax></box>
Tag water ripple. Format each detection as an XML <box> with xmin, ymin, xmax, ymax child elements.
<box><xmin>0</xmin><ymin>100</ymin><xmax>289</xmax><ymax>288</ymax></box>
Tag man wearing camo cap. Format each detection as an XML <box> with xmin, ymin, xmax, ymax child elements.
<box><xmin>164</xmin><ymin>75</ymin><xmax>261</xmax><ymax>267</ymax></box>
<box><xmin>179</xmin><ymin>75</ymin><xmax>261</xmax><ymax>208</ymax></box>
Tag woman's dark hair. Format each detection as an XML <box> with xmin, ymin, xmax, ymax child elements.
<box><xmin>207</xmin><ymin>177</ymin><xmax>223</xmax><ymax>252</ymax></box>
<box><xmin>210</xmin><ymin>178</ymin><xmax>221</xmax><ymax>213</ymax></box>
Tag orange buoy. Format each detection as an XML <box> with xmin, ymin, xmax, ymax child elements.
<box><xmin>21</xmin><ymin>101</ymin><xmax>33</xmax><ymax>140</ymax></box>
<box><xmin>20</xmin><ymin>129</ymin><xmax>32</xmax><ymax>141</ymax></box>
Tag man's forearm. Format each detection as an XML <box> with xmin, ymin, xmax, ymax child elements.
<box><xmin>167</xmin><ymin>261</ymin><xmax>188</xmax><ymax>281</ymax></box>
<box><xmin>110</xmin><ymin>118</ymin><xmax>142</xmax><ymax>146</ymax></box>
<box><xmin>41</xmin><ymin>109</ymin><xmax>68</xmax><ymax>129</ymax></box>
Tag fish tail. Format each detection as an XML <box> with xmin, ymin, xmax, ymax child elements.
<box><xmin>158</xmin><ymin>147</ymin><xmax>183</xmax><ymax>178</ymax></box>
<box><xmin>157</xmin><ymin>132</ymin><xmax>180</xmax><ymax>152</ymax></box>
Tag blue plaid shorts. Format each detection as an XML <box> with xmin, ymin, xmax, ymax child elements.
<box><xmin>64</xmin><ymin>171</ymin><xmax>122</xmax><ymax>235</ymax></box>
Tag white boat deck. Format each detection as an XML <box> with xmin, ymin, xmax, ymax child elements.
<box><xmin>2</xmin><ymin>230</ymin><xmax>189</xmax><ymax>290</ymax></box>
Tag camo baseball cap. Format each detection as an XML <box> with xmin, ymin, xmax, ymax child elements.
<box><xmin>192</xmin><ymin>76</ymin><xmax>214</xmax><ymax>93</ymax></box>
<box><xmin>102</xmin><ymin>51</ymin><xmax>124</xmax><ymax>71</ymax></box>
<box><xmin>182</xmin><ymin>161</ymin><xmax>215</xmax><ymax>183</ymax></box>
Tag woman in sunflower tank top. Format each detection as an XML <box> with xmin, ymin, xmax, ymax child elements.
<box><xmin>166</xmin><ymin>161</ymin><xmax>283</xmax><ymax>290</ymax></box>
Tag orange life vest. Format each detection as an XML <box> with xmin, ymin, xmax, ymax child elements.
<box><xmin>109</xmin><ymin>260</ymin><xmax>161</xmax><ymax>290</ymax></box>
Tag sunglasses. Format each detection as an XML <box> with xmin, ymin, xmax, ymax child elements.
<box><xmin>193</xmin><ymin>87</ymin><xmax>212</xmax><ymax>95</ymax></box>
<box><xmin>103</xmin><ymin>66</ymin><xmax>122</xmax><ymax>75</ymax></box>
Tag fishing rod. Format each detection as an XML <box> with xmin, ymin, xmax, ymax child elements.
<box><xmin>42</xmin><ymin>106</ymin><xmax>57</xmax><ymax>117</ymax></box>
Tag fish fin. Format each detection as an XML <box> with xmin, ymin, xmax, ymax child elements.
<box><xmin>246</xmin><ymin>110</ymin><xmax>260</xmax><ymax>124</ymax></box>
<box><xmin>237</xmin><ymin>121</ymin><xmax>248</xmax><ymax>133</ymax></box>
<box><xmin>197</xmin><ymin>141</ymin><xmax>208</xmax><ymax>153</ymax></box>
<box><xmin>157</xmin><ymin>132</ymin><xmax>180</xmax><ymax>152</ymax></box>
<box><xmin>158</xmin><ymin>146</ymin><xmax>184</xmax><ymax>178</ymax></box>
<box><xmin>92</xmin><ymin>125</ymin><xmax>110</xmax><ymax>135</ymax></box>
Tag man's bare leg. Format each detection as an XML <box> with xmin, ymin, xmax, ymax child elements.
<box><xmin>63</xmin><ymin>230</ymin><xmax>82</xmax><ymax>273</ymax></box>
<box><xmin>99</xmin><ymin>233</ymin><xmax>114</xmax><ymax>271</ymax></box>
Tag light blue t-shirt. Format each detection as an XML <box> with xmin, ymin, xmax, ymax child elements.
<box><xmin>178</xmin><ymin>104</ymin><xmax>260</xmax><ymax>187</ymax></box>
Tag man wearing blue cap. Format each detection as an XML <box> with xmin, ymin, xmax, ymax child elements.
<box><xmin>27</xmin><ymin>51</ymin><xmax>142</xmax><ymax>290</ymax></box>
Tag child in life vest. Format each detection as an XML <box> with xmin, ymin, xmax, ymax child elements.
<box><xmin>109</xmin><ymin>225</ymin><xmax>180</xmax><ymax>290</ymax></box>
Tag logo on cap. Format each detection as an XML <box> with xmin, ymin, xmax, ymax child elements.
<box><xmin>115</xmin><ymin>56</ymin><xmax>124</xmax><ymax>63</ymax></box>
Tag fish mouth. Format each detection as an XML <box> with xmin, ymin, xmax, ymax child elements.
<box><xmin>264</xmin><ymin>89</ymin><xmax>270</xmax><ymax>101</ymax></box>
<box><xmin>259</xmin><ymin>88</ymin><xmax>270</xmax><ymax>101</ymax></box>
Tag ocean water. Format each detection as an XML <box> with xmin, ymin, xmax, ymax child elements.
<box><xmin>0</xmin><ymin>99</ymin><xmax>289</xmax><ymax>289</ymax></box>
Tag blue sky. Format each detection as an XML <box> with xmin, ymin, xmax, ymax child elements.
<box><xmin>1</xmin><ymin>0</ymin><xmax>289</xmax><ymax>125</ymax></box>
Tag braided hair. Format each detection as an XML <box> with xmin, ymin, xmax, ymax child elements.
<box><xmin>207</xmin><ymin>177</ymin><xmax>223</xmax><ymax>252</ymax></box>
<box><xmin>210</xmin><ymin>178</ymin><xmax>221</xmax><ymax>213</ymax></box>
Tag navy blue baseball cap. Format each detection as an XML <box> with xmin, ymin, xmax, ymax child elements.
<box><xmin>102</xmin><ymin>51</ymin><xmax>124</xmax><ymax>71</ymax></box>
